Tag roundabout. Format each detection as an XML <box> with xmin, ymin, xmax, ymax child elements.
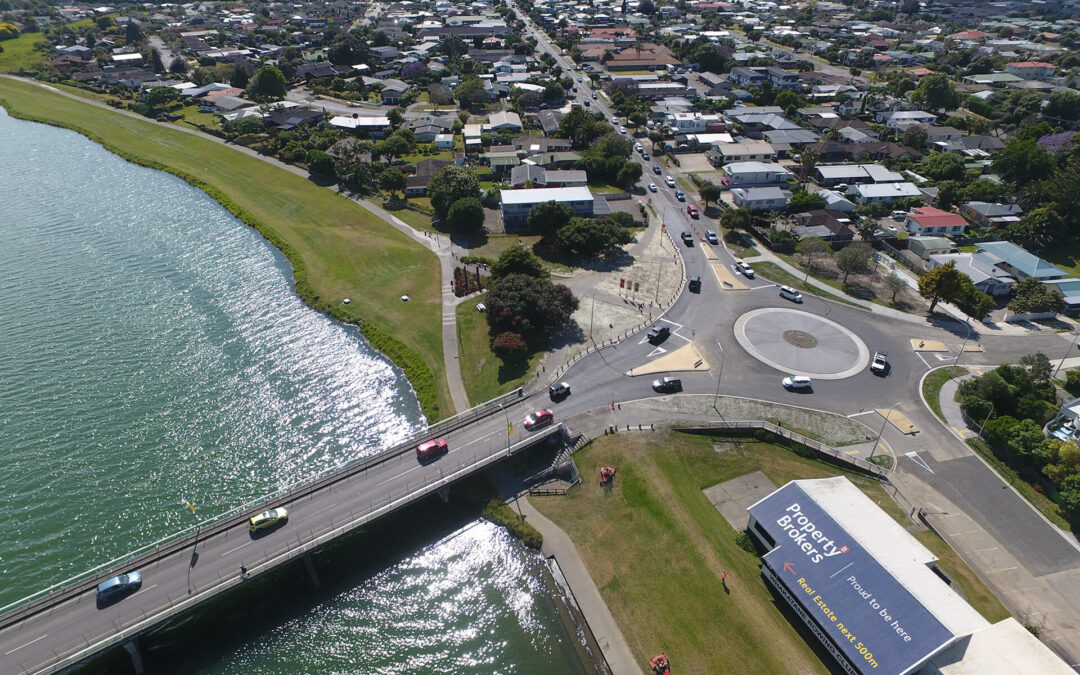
<box><xmin>733</xmin><ymin>308</ymin><xmax>870</xmax><ymax>380</ymax></box>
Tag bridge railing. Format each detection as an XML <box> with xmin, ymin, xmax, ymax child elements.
<box><xmin>0</xmin><ymin>387</ymin><xmax>526</xmax><ymax>624</ymax></box>
<box><xmin>31</xmin><ymin>424</ymin><xmax>567</xmax><ymax>675</ymax></box>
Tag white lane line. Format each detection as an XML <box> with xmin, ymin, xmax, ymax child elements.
<box><xmin>846</xmin><ymin>410</ymin><xmax>878</xmax><ymax>418</ymax></box>
<box><xmin>453</xmin><ymin>428</ymin><xmax>503</xmax><ymax>451</ymax></box>
<box><xmin>5</xmin><ymin>634</ymin><xmax>48</xmax><ymax>655</ymax></box>
<box><xmin>144</xmin><ymin>584</ymin><xmax>158</xmax><ymax>592</ymax></box>
<box><xmin>987</xmin><ymin>566</ymin><xmax>1018</xmax><ymax>573</ymax></box>
<box><xmin>307</xmin><ymin>503</ymin><xmax>338</xmax><ymax>519</ymax></box>
<box><xmin>658</xmin><ymin>317</ymin><xmax>684</xmax><ymax>328</ymax></box>
<box><xmin>906</xmin><ymin>451</ymin><xmax>934</xmax><ymax>474</ymax></box>
<box><xmin>222</xmin><ymin>542</ymin><xmax>251</xmax><ymax>556</ymax></box>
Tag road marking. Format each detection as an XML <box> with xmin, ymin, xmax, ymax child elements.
<box><xmin>222</xmin><ymin>542</ymin><xmax>251</xmax><ymax>556</ymax></box>
<box><xmin>307</xmin><ymin>502</ymin><xmax>338</xmax><ymax>518</ymax></box>
<box><xmin>973</xmin><ymin>547</ymin><xmax>1000</xmax><ymax>553</ymax></box>
<box><xmin>987</xmin><ymin>566</ymin><xmax>1018</xmax><ymax>573</ymax></box>
<box><xmin>5</xmin><ymin>634</ymin><xmax>48</xmax><ymax>655</ymax></box>
<box><xmin>647</xmin><ymin>346</ymin><xmax>668</xmax><ymax>357</ymax></box>
<box><xmin>846</xmin><ymin>410</ymin><xmax>877</xmax><ymax>418</ymax></box>
<box><xmin>658</xmin><ymin>317</ymin><xmax>683</xmax><ymax>328</ymax></box>
<box><xmin>905</xmin><ymin>452</ymin><xmax>934</xmax><ymax>474</ymax></box>
<box><xmin>144</xmin><ymin>584</ymin><xmax>158</xmax><ymax>592</ymax></box>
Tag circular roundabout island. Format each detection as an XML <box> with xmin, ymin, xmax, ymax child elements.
<box><xmin>733</xmin><ymin>308</ymin><xmax>870</xmax><ymax>380</ymax></box>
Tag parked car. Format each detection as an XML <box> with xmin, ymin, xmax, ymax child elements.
<box><xmin>646</xmin><ymin>325</ymin><xmax>670</xmax><ymax>344</ymax></box>
<box><xmin>674</xmin><ymin>190</ymin><xmax>686</xmax><ymax>201</ymax></box>
<box><xmin>648</xmin><ymin>183</ymin><xmax>658</xmax><ymax>192</ymax></box>
<box><xmin>250</xmin><ymin>507</ymin><xmax>289</xmax><ymax>532</ymax></box>
<box><xmin>688</xmin><ymin>276</ymin><xmax>701</xmax><ymax>292</ymax></box>
<box><xmin>619</xmin><ymin>126</ymin><xmax>627</xmax><ymax>134</ymax></box>
<box><xmin>652</xmin><ymin>377</ymin><xmax>682</xmax><ymax>393</ymax></box>
<box><xmin>782</xmin><ymin>375</ymin><xmax>813</xmax><ymax>390</ymax></box>
<box><xmin>870</xmin><ymin>351</ymin><xmax>888</xmax><ymax>376</ymax></box>
<box><xmin>687</xmin><ymin>205</ymin><xmax>699</xmax><ymax>218</ymax></box>
<box><xmin>653</xmin><ymin>165</ymin><xmax>662</xmax><ymax>175</ymax></box>
<box><xmin>611</xmin><ymin>116</ymin><xmax>620</xmax><ymax>124</ymax></box>
<box><xmin>97</xmin><ymin>571</ymin><xmax>142</xmax><ymax>605</ymax></box>
<box><xmin>705</xmin><ymin>230</ymin><xmax>719</xmax><ymax>244</ymax></box>
<box><xmin>664</xmin><ymin>176</ymin><xmax>676</xmax><ymax>187</ymax></box>
<box><xmin>524</xmin><ymin>409</ymin><xmax>554</xmax><ymax>430</ymax></box>
<box><xmin>681</xmin><ymin>231</ymin><xmax>694</xmax><ymax>246</ymax></box>
<box><xmin>891</xmin><ymin>210</ymin><xmax>907</xmax><ymax>221</ymax></box>
<box><xmin>778</xmin><ymin>285</ymin><xmax>803</xmax><ymax>303</ymax></box>
<box><xmin>549</xmin><ymin>381</ymin><xmax>571</xmax><ymax>399</ymax></box>
<box><xmin>735</xmin><ymin>260</ymin><xmax>755</xmax><ymax>278</ymax></box>
<box><xmin>416</xmin><ymin>438</ymin><xmax>448</xmax><ymax>461</ymax></box>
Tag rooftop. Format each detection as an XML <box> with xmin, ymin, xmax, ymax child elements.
<box><xmin>500</xmin><ymin>186</ymin><xmax>594</xmax><ymax>205</ymax></box>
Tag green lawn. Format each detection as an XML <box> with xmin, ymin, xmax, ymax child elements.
<box><xmin>921</xmin><ymin>366</ymin><xmax>967</xmax><ymax>422</ymax></box>
<box><xmin>401</xmin><ymin>149</ymin><xmax>453</xmax><ymax>164</ymax></box>
<box><xmin>384</xmin><ymin>204</ymin><xmax>432</xmax><ymax>231</ymax></box>
<box><xmin>0</xmin><ymin>78</ymin><xmax>451</xmax><ymax>421</ymax></box>
<box><xmin>456</xmin><ymin>300</ymin><xmax>545</xmax><ymax>405</ymax></box>
<box><xmin>750</xmin><ymin>262</ymin><xmax>861</xmax><ymax>308</ymax></box>
<box><xmin>533</xmin><ymin>432</ymin><xmax>1009</xmax><ymax>672</ymax></box>
<box><xmin>0</xmin><ymin>32</ymin><xmax>49</xmax><ymax>72</ymax></box>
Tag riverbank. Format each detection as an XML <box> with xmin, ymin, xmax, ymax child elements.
<box><xmin>0</xmin><ymin>77</ymin><xmax>450</xmax><ymax>420</ymax></box>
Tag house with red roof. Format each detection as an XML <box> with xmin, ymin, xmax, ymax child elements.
<box><xmin>950</xmin><ymin>30</ymin><xmax>988</xmax><ymax>41</ymax></box>
<box><xmin>904</xmin><ymin>206</ymin><xmax>969</xmax><ymax>237</ymax></box>
<box><xmin>1006</xmin><ymin>62</ymin><xmax>1055</xmax><ymax>80</ymax></box>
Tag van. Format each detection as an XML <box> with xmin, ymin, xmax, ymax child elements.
<box><xmin>778</xmin><ymin>285</ymin><xmax>803</xmax><ymax>303</ymax></box>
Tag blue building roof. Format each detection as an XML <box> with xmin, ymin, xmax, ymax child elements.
<box><xmin>976</xmin><ymin>241</ymin><xmax>1066</xmax><ymax>280</ymax></box>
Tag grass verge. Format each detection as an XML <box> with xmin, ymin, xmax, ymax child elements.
<box><xmin>0</xmin><ymin>77</ymin><xmax>450</xmax><ymax>420</ymax></box>
<box><xmin>921</xmin><ymin>366</ymin><xmax>967</xmax><ymax>422</ymax></box>
<box><xmin>0</xmin><ymin>32</ymin><xmax>48</xmax><ymax>72</ymax></box>
<box><xmin>456</xmin><ymin>300</ymin><xmax>545</xmax><ymax>405</ymax></box>
<box><xmin>532</xmin><ymin>432</ymin><xmax>1010</xmax><ymax>671</ymax></box>
<box><xmin>967</xmin><ymin>438</ymin><xmax>1072</xmax><ymax>531</ymax></box>
<box><xmin>750</xmin><ymin>261</ymin><xmax>861</xmax><ymax>308</ymax></box>
<box><xmin>482</xmin><ymin>499</ymin><xmax>542</xmax><ymax>548</ymax></box>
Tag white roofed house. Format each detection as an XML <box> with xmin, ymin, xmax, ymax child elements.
<box><xmin>500</xmin><ymin>187</ymin><xmax>598</xmax><ymax>230</ymax></box>
<box><xmin>484</xmin><ymin>111</ymin><xmax>523</xmax><ymax>133</ymax></box>
<box><xmin>721</xmin><ymin>161</ymin><xmax>794</xmax><ymax>188</ymax></box>
<box><xmin>853</xmin><ymin>182</ymin><xmax>923</xmax><ymax>205</ymax></box>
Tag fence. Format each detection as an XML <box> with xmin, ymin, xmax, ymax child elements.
<box><xmin>9</xmin><ymin>423</ymin><xmax>567</xmax><ymax>674</ymax></box>
<box><xmin>0</xmin><ymin>387</ymin><xmax>525</xmax><ymax>623</ymax></box>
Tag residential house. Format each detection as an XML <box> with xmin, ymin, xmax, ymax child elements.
<box><xmin>501</xmin><ymin>186</ymin><xmax>597</xmax><ymax>228</ymax></box>
<box><xmin>853</xmin><ymin>182</ymin><xmax>923</xmax><ymax>205</ymax></box>
<box><xmin>329</xmin><ymin>115</ymin><xmax>392</xmax><ymax>135</ymax></box>
<box><xmin>434</xmin><ymin>134</ymin><xmax>454</xmax><ymax>149</ymax></box>
<box><xmin>509</xmin><ymin>165</ymin><xmax>587</xmax><ymax>188</ymax></box>
<box><xmin>721</xmin><ymin>162</ymin><xmax>794</xmax><ymax>187</ymax></box>
<box><xmin>405</xmin><ymin>158</ymin><xmax>455</xmax><ymax>197</ymax></box>
<box><xmin>1006</xmin><ymin>61</ymin><xmax>1055</xmax><ymax>80</ymax></box>
<box><xmin>928</xmin><ymin>253</ymin><xmax>1016</xmax><ymax>297</ymax></box>
<box><xmin>817</xmin><ymin>189</ymin><xmax>856</xmax><ymax>213</ymax></box>
<box><xmin>709</xmin><ymin>141</ymin><xmax>775</xmax><ymax>164</ymax></box>
<box><xmin>379</xmin><ymin>79</ymin><xmax>410</xmax><ymax>105</ymax></box>
<box><xmin>908</xmin><ymin>236</ymin><xmax>953</xmax><ymax>260</ymax></box>
<box><xmin>904</xmin><ymin>206</ymin><xmax>969</xmax><ymax>237</ymax></box>
<box><xmin>604</xmin><ymin>43</ymin><xmax>680</xmax><ymax>71</ymax></box>
<box><xmin>976</xmin><ymin>241</ymin><xmax>1067</xmax><ymax>282</ymax></box>
<box><xmin>814</xmin><ymin>164</ymin><xmax>904</xmax><ymax>187</ymax></box>
<box><xmin>484</xmin><ymin>111</ymin><xmax>523</xmax><ymax>133</ymax></box>
<box><xmin>791</xmin><ymin>210</ymin><xmax>855</xmax><ymax>241</ymax></box>
<box><xmin>935</xmin><ymin>135</ymin><xmax>1004</xmax><ymax>157</ymax></box>
<box><xmin>731</xmin><ymin>187</ymin><xmax>791</xmax><ymax>211</ymax></box>
<box><xmin>876</xmin><ymin>110</ymin><xmax>938</xmax><ymax>128</ymax></box>
<box><xmin>960</xmin><ymin>202</ymin><xmax>1023</xmax><ymax>228</ymax></box>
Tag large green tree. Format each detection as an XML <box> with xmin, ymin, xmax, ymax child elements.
<box><xmin>447</xmin><ymin>197</ymin><xmax>485</xmax><ymax>232</ymax></box>
<box><xmin>485</xmin><ymin>274</ymin><xmax>579</xmax><ymax>343</ymax></box>
<box><xmin>918</xmin><ymin>261</ymin><xmax>966</xmax><ymax>312</ymax></box>
<box><xmin>247</xmin><ymin>65</ymin><xmax>287</xmax><ymax>102</ymax></box>
<box><xmin>527</xmin><ymin>200</ymin><xmax>573</xmax><ymax>236</ymax></box>
<box><xmin>491</xmin><ymin>245</ymin><xmax>548</xmax><ymax>280</ymax></box>
<box><xmin>836</xmin><ymin>243</ymin><xmax>872</xmax><ymax>283</ymax></box>
<box><xmin>552</xmin><ymin>217</ymin><xmax>634</xmax><ymax>256</ymax></box>
<box><xmin>910</xmin><ymin>72</ymin><xmax>960</xmax><ymax>112</ymax></box>
<box><xmin>379</xmin><ymin>167</ymin><xmax>406</xmax><ymax>199</ymax></box>
<box><xmin>992</xmin><ymin>139</ymin><xmax>1056</xmax><ymax>187</ymax></box>
<box><xmin>428</xmin><ymin>166</ymin><xmax>480</xmax><ymax>220</ymax></box>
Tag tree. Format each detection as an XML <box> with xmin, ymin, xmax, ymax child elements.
<box><xmin>700</xmin><ymin>183</ymin><xmax>722</xmax><ymax>208</ymax></box>
<box><xmin>247</xmin><ymin>65</ymin><xmax>287</xmax><ymax>102</ymax></box>
<box><xmin>901</xmin><ymin>125</ymin><xmax>928</xmax><ymax>149</ymax></box>
<box><xmin>305</xmin><ymin>150</ymin><xmax>335</xmax><ymax>178</ymax></box>
<box><xmin>151</xmin><ymin>49</ymin><xmax>165</xmax><ymax>74</ymax></box>
<box><xmin>959</xmin><ymin>285</ymin><xmax>995</xmax><ymax>321</ymax></box>
<box><xmin>527</xmin><ymin>201</ymin><xmax>573</xmax><ymax>236</ymax></box>
<box><xmin>0</xmin><ymin>22</ymin><xmax>17</xmax><ymax>41</ymax></box>
<box><xmin>799</xmin><ymin>148</ymin><xmax>819</xmax><ymax>184</ymax></box>
<box><xmin>789</xmin><ymin>191</ymin><xmax>826</xmax><ymax>212</ymax></box>
<box><xmin>796</xmin><ymin>237</ymin><xmax>829</xmax><ymax>272</ymax></box>
<box><xmin>883</xmin><ymin>272</ymin><xmax>907</xmax><ymax>302</ymax></box>
<box><xmin>552</xmin><ymin>217</ymin><xmax>634</xmax><ymax>256</ymax></box>
<box><xmin>491</xmin><ymin>331</ymin><xmax>528</xmax><ymax>359</ymax></box>
<box><xmin>1008</xmin><ymin>277</ymin><xmax>1066</xmax><ymax>315</ymax></box>
<box><xmin>1006</xmin><ymin>206</ymin><xmax>1067</xmax><ymax>250</ymax></box>
<box><xmin>379</xmin><ymin>167</ymin><xmax>406</xmax><ymax>199</ymax></box>
<box><xmin>485</xmin><ymin>273</ymin><xmax>579</xmax><ymax>342</ymax></box>
<box><xmin>1044</xmin><ymin>91</ymin><xmax>1080</xmax><ymax>122</ymax></box>
<box><xmin>649</xmin><ymin>130</ymin><xmax>664</xmax><ymax>151</ymax></box>
<box><xmin>222</xmin><ymin>115</ymin><xmax>264</xmax><ymax>136</ymax></box>
<box><xmin>919</xmin><ymin>152</ymin><xmax>966</xmax><ymax>181</ymax></box>
<box><xmin>455</xmin><ymin>77</ymin><xmax>486</xmax><ymax>107</ymax></box>
<box><xmin>1019</xmin><ymin>352</ymin><xmax>1053</xmax><ymax>386</ymax></box>
<box><xmin>230</xmin><ymin>64</ymin><xmax>249</xmax><ymax>89</ymax></box>
<box><xmin>168</xmin><ymin>58</ymin><xmax>188</xmax><ymax>75</ymax></box>
<box><xmin>145</xmin><ymin>86</ymin><xmax>179</xmax><ymax>108</ymax></box>
<box><xmin>327</xmin><ymin>36</ymin><xmax>367</xmax><ymax>65</ymax></box>
<box><xmin>918</xmin><ymin>261</ymin><xmax>966</xmax><ymax>313</ymax></box>
<box><xmin>124</xmin><ymin>21</ymin><xmax>141</xmax><ymax>45</ymax></box>
<box><xmin>836</xmin><ymin>243</ymin><xmax>872</xmax><ymax>283</ymax></box>
<box><xmin>428</xmin><ymin>166</ymin><xmax>480</xmax><ymax>220</ymax></box>
<box><xmin>447</xmin><ymin>197</ymin><xmax>485</xmax><ymax>232</ymax></box>
<box><xmin>935</xmin><ymin>180</ymin><xmax>961</xmax><ymax>210</ymax></box>
<box><xmin>910</xmin><ymin>72</ymin><xmax>960</xmax><ymax>112</ymax></box>
<box><xmin>387</xmin><ymin>107</ymin><xmax>404</xmax><ymax>127</ymax></box>
<box><xmin>616</xmin><ymin>161</ymin><xmax>643</xmax><ymax>188</ymax></box>
<box><xmin>992</xmin><ymin>139</ymin><xmax>1055</xmax><ymax>187</ymax></box>
<box><xmin>720</xmin><ymin>207</ymin><xmax>753</xmax><ymax>231</ymax></box>
<box><xmin>491</xmin><ymin>246</ymin><xmax>548</xmax><ymax>280</ymax></box>
<box><xmin>774</xmin><ymin>90</ymin><xmax>800</xmax><ymax>115</ymax></box>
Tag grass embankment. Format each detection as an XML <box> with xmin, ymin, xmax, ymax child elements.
<box><xmin>921</xmin><ymin>366</ymin><xmax>967</xmax><ymax>421</ymax></box>
<box><xmin>0</xmin><ymin>77</ymin><xmax>451</xmax><ymax>420</ymax></box>
<box><xmin>966</xmin><ymin>437</ymin><xmax>1072</xmax><ymax>531</ymax></box>
<box><xmin>456</xmin><ymin>300</ymin><xmax>545</xmax><ymax>405</ymax></box>
<box><xmin>533</xmin><ymin>431</ymin><xmax>1010</xmax><ymax>671</ymax></box>
<box><xmin>750</xmin><ymin>261</ymin><xmax>861</xmax><ymax>308</ymax></box>
<box><xmin>0</xmin><ymin>32</ymin><xmax>48</xmax><ymax>72</ymax></box>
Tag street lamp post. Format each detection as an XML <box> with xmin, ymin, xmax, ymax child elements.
<box><xmin>869</xmin><ymin>402</ymin><xmax>902</xmax><ymax>459</ymax></box>
<box><xmin>952</xmin><ymin>319</ymin><xmax>972</xmax><ymax>372</ymax></box>
<box><xmin>1053</xmin><ymin>329</ymin><xmax>1080</xmax><ymax>380</ymax></box>
<box><xmin>712</xmin><ymin>340</ymin><xmax>726</xmax><ymax>416</ymax></box>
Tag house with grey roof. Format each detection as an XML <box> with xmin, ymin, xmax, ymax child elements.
<box><xmin>929</xmin><ymin>252</ymin><xmax>1016</xmax><ymax>297</ymax></box>
<box><xmin>975</xmin><ymin>241</ymin><xmax>1067</xmax><ymax>282</ymax></box>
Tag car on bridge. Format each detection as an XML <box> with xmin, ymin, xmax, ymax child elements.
<box><xmin>416</xmin><ymin>438</ymin><xmax>449</xmax><ymax>461</ymax></box>
<box><xmin>250</xmin><ymin>507</ymin><xmax>289</xmax><ymax>533</ymax></box>
<box><xmin>549</xmin><ymin>381</ymin><xmax>571</xmax><ymax>399</ymax></box>
<box><xmin>652</xmin><ymin>377</ymin><xmax>682</xmax><ymax>393</ymax></box>
<box><xmin>96</xmin><ymin>571</ymin><xmax>142</xmax><ymax>606</ymax></box>
<box><xmin>524</xmin><ymin>409</ymin><xmax>554</xmax><ymax>430</ymax></box>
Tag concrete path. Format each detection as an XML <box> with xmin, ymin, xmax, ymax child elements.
<box><xmin>516</xmin><ymin>497</ymin><xmax>643</xmax><ymax>675</ymax></box>
<box><xmin>3</xmin><ymin>76</ymin><xmax>473</xmax><ymax>417</ymax></box>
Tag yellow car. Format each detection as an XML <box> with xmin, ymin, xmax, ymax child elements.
<box><xmin>249</xmin><ymin>507</ymin><xmax>288</xmax><ymax>533</ymax></box>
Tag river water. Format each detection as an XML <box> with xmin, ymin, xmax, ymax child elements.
<box><xmin>0</xmin><ymin>107</ymin><xmax>591</xmax><ymax>672</ymax></box>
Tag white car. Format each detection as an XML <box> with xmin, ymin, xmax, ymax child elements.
<box><xmin>648</xmin><ymin>183</ymin><xmax>658</xmax><ymax>192</ymax></box>
<box><xmin>664</xmin><ymin>176</ymin><xmax>676</xmax><ymax>187</ymax></box>
<box><xmin>705</xmin><ymin>230</ymin><xmax>719</xmax><ymax>244</ymax></box>
<box><xmin>619</xmin><ymin>126</ymin><xmax>627</xmax><ymax>134</ymax></box>
<box><xmin>778</xmin><ymin>285</ymin><xmax>803</xmax><ymax>303</ymax></box>
<box><xmin>870</xmin><ymin>351</ymin><xmax>888</xmax><ymax>375</ymax></box>
<box><xmin>735</xmin><ymin>261</ymin><xmax>755</xmax><ymax>279</ymax></box>
<box><xmin>782</xmin><ymin>375</ymin><xmax>813</xmax><ymax>390</ymax></box>
<box><xmin>634</xmin><ymin>143</ymin><xmax>643</xmax><ymax>153</ymax></box>
<box><xmin>611</xmin><ymin>116</ymin><xmax>619</xmax><ymax>124</ymax></box>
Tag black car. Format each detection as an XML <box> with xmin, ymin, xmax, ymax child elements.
<box><xmin>646</xmin><ymin>325</ymin><xmax>670</xmax><ymax>344</ymax></box>
<box><xmin>652</xmin><ymin>164</ymin><xmax>662</xmax><ymax>174</ymax></box>
<box><xmin>688</xmin><ymin>276</ymin><xmax>701</xmax><ymax>292</ymax></box>
<box><xmin>652</xmin><ymin>377</ymin><xmax>682</xmax><ymax>393</ymax></box>
<box><xmin>681</xmin><ymin>231</ymin><xmax>694</xmax><ymax>246</ymax></box>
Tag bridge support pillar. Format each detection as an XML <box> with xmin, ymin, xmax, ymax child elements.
<box><xmin>436</xmin><ymin>486</ymin><xmax>451</xmax><ymax>503</ymax></box>
<box><xmin>303</xmin><ymin>551</ymin><xmax>321</xmax><ymax>589</ymax></box>
<box><xmin>123</xmin><ymin>638</ymin><xmax>145</xmax><ymax>675</ymax></box>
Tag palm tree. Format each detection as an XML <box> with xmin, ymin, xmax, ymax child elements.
<box><xmin>799</xmin><ymin>148</ymin><xmax>819</xmax><ymax>185</ymax></box>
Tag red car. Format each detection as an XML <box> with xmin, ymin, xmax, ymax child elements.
<box><xmin>687</xmin><ymin>205</ymin><xmax>699</xmax><ymax>218</ymax></box>
<box><xmin>416</xmin><ymin>438</ymin><xmax>448</xmax><ymax>461</ymax></box>
<box><xmin>524</xmin><ymin>409</ymin><xmax>554</xmax><ymax>430</ymax></box>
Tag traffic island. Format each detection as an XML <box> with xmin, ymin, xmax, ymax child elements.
<box><xmin>627</xmin><ymin>342</ymin><xmax>709</xmax><ymax>377</ymax></box>
<box><xmin>734</xmin><ymin>308</ymin><xmax>870</xmax><ymax>379</ymax></box>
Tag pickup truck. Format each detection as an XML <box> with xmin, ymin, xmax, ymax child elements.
<box><xmin>870</xmin><ymin>351</ymin><xmax>888</xmax><ymax>375</ymax></box>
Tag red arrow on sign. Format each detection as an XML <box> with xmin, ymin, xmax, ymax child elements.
<box><xmin>783</xmin><ymin>562</ymin><xmax>796</xmax><ymax>575</ymax></box>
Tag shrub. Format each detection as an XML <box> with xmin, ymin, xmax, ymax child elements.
<box><xmin>1065</xmin><ymin>370</ymin><xmax>1080</xmax><ymax>396</ymax></box>
<box><xmin>735</xmin><ymin>531</ymin><xmax>757</xmax><ymax>554</ymax></box>
<box><xmin>492</xmin><ymin>331</ymin><xmax>528</xmax><ymax>359</ymax></box>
